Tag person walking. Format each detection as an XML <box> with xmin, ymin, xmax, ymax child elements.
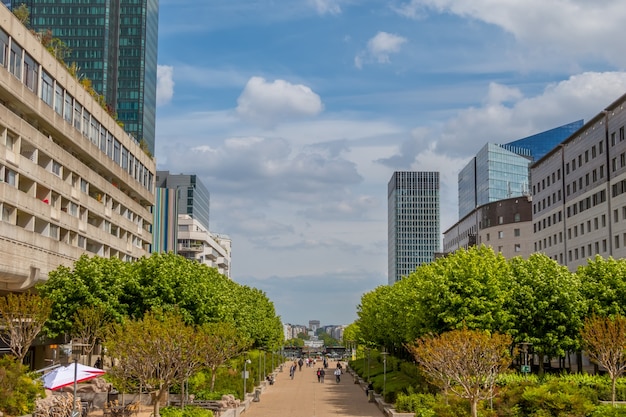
<box><xmin>316</xmin><ymin>368</ymin><xmax>321</xmax><ymax>383</ymax></box>
<box><xmin>290</xmin><ymin>364</ymin><xmax>295</xmax><ymax>380</ymax></box>
<box><xmin>319</xmin><ymin>368</ymin><xmax>325</xmax><ymax>383</ymax></box>
<box><xmin>334</xmin><ymin>367</ymin><xmax>341</xmax><ymax>383</ymax></box>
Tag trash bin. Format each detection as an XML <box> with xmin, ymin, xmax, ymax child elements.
<box><xmin>107</xmin><ymin>390</ymin><xmax>119</xmax><ymax>403</ymax></box>
<box><xmin>368</xmin><ymin>391</ymin><xmax>375</xmax><ymax>402</ymax></box>
<box><xmin>253</xmin><ymin>388</ymin><xmax>261</xmax><ymax>402</ymax></box>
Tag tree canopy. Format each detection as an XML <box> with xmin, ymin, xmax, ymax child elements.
<box><xmin>353</xmin><ymin>246</ymin><xmax>626</xmax><ymax>367</ymax></box>
<box><xmin>37</xmin><ymin>252</ymin><xmax>283</xmax><ymax>349</ymax></box>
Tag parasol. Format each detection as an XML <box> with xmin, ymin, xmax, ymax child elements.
<box><xmin>43</xmin><ymin>362</ymin><xmax>106</xmax><ymax>391</ymax></box>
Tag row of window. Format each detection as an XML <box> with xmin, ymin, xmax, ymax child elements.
<box><xmin>0</xmin><ymin>26</ymin><xmax>153</xmax><ymax>192</ymax></box>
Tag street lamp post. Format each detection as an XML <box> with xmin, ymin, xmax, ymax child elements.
<box><xmin>381</xmin><ymin>349</ymin><xmax>389</xmax><ymax>400</ymax></box>
<box><xmin>367</xmin><ymin>347</ymin><xmax>371</xmax><ymax>382</ymax></box>
<box><xmin>243</xmin><ymin>355</ymin><xmax>251</xmax><ymax>400</ymax></box>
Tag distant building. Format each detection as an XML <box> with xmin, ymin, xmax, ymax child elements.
<box><xmin>153</xmin><ymin>172</ymin><xmax>230</xmax><ymax>276</ymax></box>
<box><xmin>156</xmin><ymin>171</ymin><xmax>211</xmax><ymax>231</ymax></box>
<box><xmin>531</xmin><ymin>94</ymin><xmax>626</xmax><ymax>270</ymax></box>
<box><xmin>7</xmin><ymin>0</ymin><xmax>160</xmax><ymax>154</ymax></box>
<box><xmin>177</xmin><ymin>215</ymin><xmax>231</xmax><ymax>277</ymax></box>
<box><xmin>0</xmin><ymin>8</ymin><xmax>155</xmax><ymax>293</ymax></box>
<box><xmin>388</xmin><ymin>171</ymin><xmax>440</xmax><ymax>284</ymax></box>
<box><xmin>309</xmin><ymin>320</ymin><xmax>320</xmax><ymax>332</ymax></box>
<box><xmin>443</xmin><ymin>196</ymin><xmax>533</xmax><ymax>258</ymax></box>
<box><xmin>458</xmin><ymin>121</ymin><xmax>583</xmax><ymax>219</ymax></box>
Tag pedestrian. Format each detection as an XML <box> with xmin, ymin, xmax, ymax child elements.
<box><xmin>94</xmin><ymin>357</ymin><xmax>102</xmax><ymax>369</ymax></box>
<box><xmin>290</xmin><ymin>365</ymin><xmax>295</xmax><ymax>380</ymax></box>
<box><xmin>334</xmin><ymin>368</ymin><xmax>341</xmax><ymax>383</ymax></box>
<box><xmin>298</xmin><ymin>358</ymin><xmax>304</xmax><ymax>371</ymax></box>
<box><xmin>317</xmin><ymin>368</ymin><xmax>321</xmax><ymax>382</ymax></box>
<box><xmin>365</xmin><ymin>382</ymin><xmax>374</xmax><ymax>397</ymax></box>
<box><xmin>320</xmin><ymin>368</ymin><xmax>325</xmax><ymax>383</ymax></box>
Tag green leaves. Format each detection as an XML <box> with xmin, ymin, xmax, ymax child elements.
<box><xmin>37</xmin><ymin>253</ymin><xmax>283</xmax><ymax>348</ymax></box>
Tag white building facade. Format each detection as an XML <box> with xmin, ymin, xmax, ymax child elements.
<box><xmin>177</xmin><ymin>215</ymin><xmax>231</xmax><ymax>277</ymax></box>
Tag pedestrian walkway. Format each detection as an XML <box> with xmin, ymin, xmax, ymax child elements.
<box><xmin>241</xmin><ymin>361</ymin><xmax>384</xmax><ymax>417</ymax></box>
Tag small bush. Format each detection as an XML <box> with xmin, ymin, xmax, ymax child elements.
<box><xmin>591</xmin><ymin>405</ymin><xmax>626</xmax><ymax>417</ymax></box>
<box><xmin>0</xmin><ymin>356</ymin><xmax>44</xmax><ymax>416</ymax></box>
<box><xmin>160</xmin><ymin>406</ymin><xmax>213</xmax><ymax>417</ymax></box>
<box><xmin>395</xmin><ymin>392</ymin><xmax>436</xmax><ymax>416</ymax></box>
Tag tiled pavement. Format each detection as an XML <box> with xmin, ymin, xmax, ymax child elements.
<box><xmin>240</xmin><ymin>362</ymin><xmax>384</xmax><ymax>417</ymax></box>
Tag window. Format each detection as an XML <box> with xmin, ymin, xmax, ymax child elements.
<box><xmin>498</xmin><ymin>231</ymin><xmax>504</xmax><ymax>239</ymax></box>
<box><xmin>498</xmin><ymin>216</ymin><xmax>504</xmax><ymax>225</ymax></box>
<box><xmin>41</xmin><ymin>71</ymin><xmax>53</xmax><ymax>106</ymax></box>
<box><xmin>4</xmin><ymin>168</ymin><xmax>16</xmax><ymax>186</ymax></box>
<box><xmin>52</xmin><ymin>161</ymin><xmax>61</xmax><ymax>176</ymax></box>
<box><xmin>9</xmin><ymin>41</ymin><xmax>22</xmax><ymax>79</ymax></box>
<box><xmin>0</xmin><ymin>29</ymin><xmax>8</xmax><ymax>68</ymax></box>
<box><xmin>514</xmin><ymin>213</ymin><xmax>521</xmax><ymax>222</ymax></box>
<box><xmin>514</xmin><ymin>244</ymin><xmax>521</xmax><ymax>252</ymax></box>
<box><xmin>80</xmin><ymin>179</ymin><xmax>88</xmax><ymax>193</ymax></box>
<box><xmin>64</xmin><ymin>92</ymin><xmax>73</xmax><ymax>123</ymax></box>
<box><xmin>23</xmin><ymin>52</ymin><xmax>37</xmax><ymax>92</ymax></box>
<box><xmin>514</xmin><ymin>228</ymin><xmax>521</xmax><ymax>237</ymax></box>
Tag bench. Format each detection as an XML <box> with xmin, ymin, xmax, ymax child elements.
<box><xmin>175</xmin><ymin>400</ymin><xmax>222</xmax><ymax>416</ymax></box>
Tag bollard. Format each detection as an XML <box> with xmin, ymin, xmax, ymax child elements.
<box><xmin>253</xmin><ymin>388</ymin><xmax>261</xmax><ymax>402</ymax></box>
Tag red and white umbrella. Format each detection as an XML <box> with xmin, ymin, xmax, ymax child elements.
<box><xmin>43</xmin><ymin>362</ymin><xmax>106</xmax><ymax>390</ymax></box>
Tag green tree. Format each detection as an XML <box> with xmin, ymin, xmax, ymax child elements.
<box><xmin>0</xmin><ymin>356</ymin><xmax>44</xmax><ymax>416</ymax></box>
<box><xmin>407</xmin><ymin>328</ymin><xmax>513</xmax><ymax>417</ymax></box>
<box><xmin>0</xmin><ymin>293</ymin><xmax>52</xmax><ymax>362</ymax></box>
<box><xmin>580</xmin><ymin>314</ymin><xmax>626</xmax><ymax>405</ymax></box>
<box><xmin>37</xmin><ymin>254</ymin><xmax>131</xmax><ymax>337</ymax></box>
<box><xmin>506</xmin><ymin>254</ymin><xmax>584</xmax><ymax>371</ymax></box>
<box><xmin>198</xmin><ymin>322</ymin><xmax>250</xmax><ymax>392</ymax></box>
<box><xmin>578</xmin><ymin>256</ymin><xmax>626</xmax><ymax>316</ymax></box>
<box><xmin>72</xmin><ymin>304</ymin><xmax>111</xmax><ymax>364</ymax></box>
<box><xmin>106</xmin><ymin>310</ymin><xmax>202</xmax><ymax>417</ymax></box>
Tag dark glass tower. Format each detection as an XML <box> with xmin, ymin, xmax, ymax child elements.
<box><xmin>8</xmin><ymin>0</ymin><xmax>158</xmax><ymax>154</ymax></box>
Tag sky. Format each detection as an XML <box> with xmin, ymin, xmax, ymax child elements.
<box><xmin>153</xmin><ymin>0</ymin><xmax>626</xmax><ymax>327</ymax></box>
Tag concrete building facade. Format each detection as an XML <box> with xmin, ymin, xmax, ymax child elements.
<box><xmin>7</xmin><ymin>0</ymin><xmax>160</xmax><ymax>154</ymax></box>
<box><xmin>0</xmin><ymin>6</ymin><xmax>155</xmax><ymax>291</ymax></box>
<box><xmin>443</xmin><ymin>197</ymin><xmax>533</xmax><ymax>259</ymax></box>
<box><xmin>531</xmin><ymin>93</ymin><xmax>626</xmax><ymax>270</ymax></box>
<box><xmin>388</xmin><ymin>171</ymin><xmax>440</xmax><ymax>285</ymax></box>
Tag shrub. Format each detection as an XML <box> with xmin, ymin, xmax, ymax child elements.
<box><xmin>160</xmin><ymin>406</ymin><xmax>213</xmax><ymax>417</ymax></box>
<box><xmin>591</xmin><ymin>405</ymin><xmax>626</xmax><ymax>417</ymax></box>
<box><xmin>0</xmin><ymin>356</ymin><xmax>44</xmax><ymax>416</ymax></box>
<box><xmin>395</xmin><ymin>392</ymin><xmax>436</xmax><ymax>416</ymax></box>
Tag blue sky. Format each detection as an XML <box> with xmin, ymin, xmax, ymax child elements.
<box><xmin>154</xmin><ymin>0</ymin><xmax>626</xmax><ymax>327</ymax></box>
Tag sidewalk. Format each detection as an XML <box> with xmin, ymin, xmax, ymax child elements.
<box><xmin>240</xmin><ymin>362</ymin><xmax>384</xmax><ymax>417</ymax></box>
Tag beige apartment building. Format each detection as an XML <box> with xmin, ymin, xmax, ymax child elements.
<box><xmin>443</xmin><ymin>197</ymin><xmax>533</xmax><ymax>259</ymax></box>
<box><xmin>531</xmin><ymin>93</ymin><xmax>626</xmax><ymax>270</ymax></box>
<box><xmin>0</xmin><ymin>6</ymin><xmax>155</xmax><ymax>292</ymax></box>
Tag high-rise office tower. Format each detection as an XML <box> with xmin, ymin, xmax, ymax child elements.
<box><xmin>458</xmin><ymin>120</ymin><xmax>583</xmax><ymax>219</ymax></box>
<box><xmin>388</xmin><ymin>171</ymin><xmax>440</xmax><ymax>285</ymax></box>
<box><xmin>7</xmin><ymin>0</ymin><xmax>159</xmax><ymax>154</ymax></box>
<box><xmin>155</xmin><ymin>171</ymin><xmax>211</xmax><ymax>231</ymax></box>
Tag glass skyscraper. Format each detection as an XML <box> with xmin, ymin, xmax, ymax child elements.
<box><xmin>8</xmin><ymin>0</ymin><xmax>159</xmax><ymax>155</ymax></box>
<box><xmin>388</xmin><ymin>171</ymin><xmax>440</xmax><ymax>285</ymax></box>
<box><xmin>458</xmin><ymin>120</ymin><xmax>584</xmax><ymax>219</ymax></box>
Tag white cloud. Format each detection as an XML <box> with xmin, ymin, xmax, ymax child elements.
<box><xmin>395</xmin><ymin>0</ymin><xmax>626</xmax><ymax>67</ymax></box>
<box><xmin>156</xmin><ymin>65</ymin><xmax>174</xmax><ymax>106</ymax></box>
<box><xmin>309</xmin><ymin>0</ymin><xmax>342</xmax><ymax>15</ymax></box>
<box><xmin>368</xmin><ymin>31</ymin><xmax>407</xmax><ymax>63</ymax></box>
<box><xmin>236</xmin><ymin>77</ymin><xmax>324</xmax><ymax>128</ymax></box>
<box><xmin>356</xmin><ymin>32</ymin><xmax>407</xmax><ymax>68</ymax></box>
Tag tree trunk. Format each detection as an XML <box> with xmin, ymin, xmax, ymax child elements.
<box><xmin>471</xmin><ymin>398</ymin><xmax>478</xmax><ymax>417</ymax></box>
<box><xmin>612</xmin><ymin>373</ymin><xmax>617</xmax><ymax>405</ymax></box>
<box><xmin>210</xmin><ymin>367</ymin><xmax>218</xmax><ymax>392</ymax></box>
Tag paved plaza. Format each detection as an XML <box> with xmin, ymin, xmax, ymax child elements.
<box><xmin>241</xmin><ymin>361</ymin><xmax>384</xmax><ymax>417</ymax></box>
